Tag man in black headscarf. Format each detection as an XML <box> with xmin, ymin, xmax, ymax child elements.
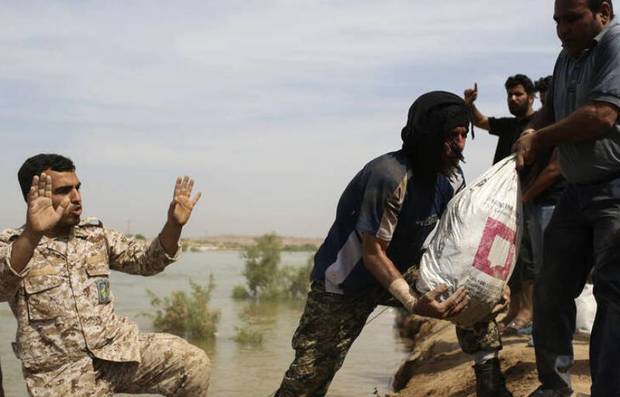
<box><xmin>275</xmin><ymin>91</ymin><xmax>512</xmax><ymax>397</ymax></box>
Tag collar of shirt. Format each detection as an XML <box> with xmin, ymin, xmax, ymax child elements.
<box><xmin>593</xmin><ymin>16</ymin><xmax>618</xmax><ymax>46</ymax></box>
<box><xmin>570</xmin><ymin>17</ymin><xmax>619</xmax><ymax>60</ymax></box>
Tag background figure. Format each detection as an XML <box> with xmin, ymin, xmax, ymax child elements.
<box><xmin>534</xmin><ymin>75</ymin><xmax>553</xmax><ymax>107</ymax></box>
<box><xmin>519</xmin><ymin>75</ymin><xmax>566</xmax><ymax>346</ymax></box>
<box><xmin>464</xmin><ymin>75</ymin><xmax>538</xmax><ymax>335</ymax></box>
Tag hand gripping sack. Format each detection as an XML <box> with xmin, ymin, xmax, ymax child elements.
<box><xmin>416</xmin><ymin>156</ymin><xmax>523</xmax><ymax>328</ymax></box>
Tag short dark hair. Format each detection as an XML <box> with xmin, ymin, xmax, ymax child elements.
<box><xmin>505</xmin><ymin>74</ymin><xmax>535</xmax><ymax>95</ymax></box>
<box><xmin>18</xmin><ymin>154</ymin><xmax>76</xmax><ymax>201</ymax></box>
<box><xmin>534</xmin><ymin>75</ymin><xmax>553</xmax><ymax>93</ymax></box>
<box><xmin>588</xmin><ymin>0</ymin><xmax>614</xmax><ymax>17</ymax></box>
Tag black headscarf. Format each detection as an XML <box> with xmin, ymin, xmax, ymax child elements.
<box><xmin>401</xmin><ymin>91</ymin><xmax>471</xmax><ymax>184</ymax></box>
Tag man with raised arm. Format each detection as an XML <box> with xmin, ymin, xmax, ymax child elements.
<box><xmin>275</xmin><ymin>91</ymin><xmax>512</xmax><ymax>397</ymax></box>
<box><xmin>514</xmin><ymin>1</ymin><xmax>620</xmax><ymax>395</ymax></box>
<box><xmin>463</xmin><ymin>74</ymin><xmax>542</xmax><ymax>335</ymax></box>
<box><xmin>464</xmin><ymin>75</ymin><xmax>537</xmax><ymax>165</ymax></box>
<box><xmin>0</xmin><ymin>153</ymin><xmax>210</xmax><ymax>396</ymax></box>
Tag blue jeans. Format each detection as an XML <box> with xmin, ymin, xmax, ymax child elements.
<box><xmin>526</xmin><ymin>203</ymin><xmax>555</xmax><ymax>276</ymax></box>
<box><xmin>533</xmin><ymin>177</ymin><xmax>620</xmax><ymax>395</ymax></box>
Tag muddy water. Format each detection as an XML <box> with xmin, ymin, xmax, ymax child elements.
<box><xmin>0</xmin><ymin>251</ymin><xmax>408</xmax><ymax>396</ymax></box>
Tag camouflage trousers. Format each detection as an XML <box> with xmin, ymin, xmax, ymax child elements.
<box><xmin>23</xmin><ymin>332</ymin><xmax>210</xmax><ymax>397</ymax></box>
<box><xmin>276</xmin><ymin>279</ymin><xmax>502</xmax><ymax>397</ymax></box>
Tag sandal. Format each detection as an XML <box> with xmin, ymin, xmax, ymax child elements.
<box><xmin>502</xmin><ymin>318</ymin><xmax>532</xmax><ymax>336</ymax></box>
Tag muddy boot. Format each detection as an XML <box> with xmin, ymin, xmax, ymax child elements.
<box><xmin>473</xmin><ymin>358</ymin><xmax>513</xmax><ymax>397</ymax></box>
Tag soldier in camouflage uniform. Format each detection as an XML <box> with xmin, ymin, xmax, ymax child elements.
<box><xmin>275</xmin><ymin>92</ymin><xmax>511</xmax><ymax>397</ymax></box>
<box><xmin>0</xmin><ymin>154</ymin><xmax>210</xmax><ymax>396</ymax></box>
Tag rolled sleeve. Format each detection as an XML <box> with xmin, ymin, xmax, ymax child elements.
<box><xmin>0</xmin><ymin>232</ymin><xmax>30</xmax><ymax>301</ymax></box>
<box><xmin>106</xmin><ymin>229</ymin><xmax>180</xmax><ymax>276</ymax></box>
<box><xmin>154</xmin><ymin>235</ymin><xmax>181</xmax><ymax>262</ymax></box>
<box><xmin>4</xmin><ymin>243</ymin><xmax>31</xmax><ymax>277</ymax></box>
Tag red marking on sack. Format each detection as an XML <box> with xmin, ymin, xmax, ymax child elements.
<box><xmin>472</xmin><ymin>217</ymin><xmax>515</xmax><ymax>280</ymax></box>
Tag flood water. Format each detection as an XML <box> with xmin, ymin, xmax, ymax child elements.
<box><xmin>0</xmin><ymin>251</ymin><xmax>409</xmax><ymax>396</ymax></box>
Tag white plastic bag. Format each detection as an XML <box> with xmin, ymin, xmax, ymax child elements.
<box><xmin>416</xmin><ymin>156</ymin><xmax>523</xmax><ymax>328</ymax></box>
<box><xmin>575</xmin><ymin>283</ymin><xmax>596</xmax><ymax>335</ymax></box>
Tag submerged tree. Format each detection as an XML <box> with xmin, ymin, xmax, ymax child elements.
<box><xmin>242</xmin><ymin>232</ymin><xmax>282</xmax><ymax>299</ymax></box>
<box><xmin>232</xmin><ymin>233</ymin><xmax>313</xmax><ymax>301</ymax></box>
<box><xmin>147</xmin><ymin>276</ymin><xmax>220</xmax><ymax>340</ymax></box>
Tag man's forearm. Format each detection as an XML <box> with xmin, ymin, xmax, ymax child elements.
<box><xmin>9</xmin><ymin>229</ymin><xmax>42</xmax><ymax>274</ymax></box>
<box><xmin>158</xmin><ymin>220</ymin><xmax>182</xmax><ymax>257</ymax></box>
<box><xmin>363</xmin><ymin>249</ymin><xmax>402</xmax><ymax>290</ymax></box>
<box><xmin>535</xmin><ymin>102</ymin><xmax>617</xmax><ymax>149</ymax></box>
<box><xmin>469</xmin><ymin>104</ymin><xmax>490</xmax><ymax>130</ymax></box>
<box><xmin>364</xmin><ymin>252</ymin><xmax>417</xmax><ymax>312</ymax></box>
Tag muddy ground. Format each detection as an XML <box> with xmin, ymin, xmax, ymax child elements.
<box><xmin>390</xmin><ymin>317</ymin><xmax>590</xmax><ymax>397</ymax></box>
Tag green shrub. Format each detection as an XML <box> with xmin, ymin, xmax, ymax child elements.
<box><xmin>232</xmin><ymin>233</ymin><xmax>314</xmax><ymax>302</ymax></box>
<box><xmin>232</xmin><ymin>285</ymin><xmax>250</xmax><ymax>300</ymax></box>
<box><xmin>281</xmin><ymin>256</ymin><xmax>313</xmax><ymax>300</ymax></box>
<box><xmin>233</xmin><ymin>324</ymin><xmax>264</xmax><ymax>346</ymax></box>
<box><xmin>242</xmin><ymin>232</ymin><xmax>282</xmax><ymax>299</ymax></box>
<box><xmin>147</xmin><ymin>276</ymin><xmax>220</xmax><ymax>340</ymax></box>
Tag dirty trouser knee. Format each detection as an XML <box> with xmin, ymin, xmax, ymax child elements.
<box><xmin>23</xmin><ymin>333</ymin><xmax>210</xmax><ymax>397</ymax></box>
<box><xmin>456</xmin><ymin>320</ymin><xmax>502</xmax><ymax>355</ymax></box>
<box><xmin>106</xmin><ymin>332</ymin><xmax>211</xmax><ymax>396</ymax></box>
<box><xmin>23</xmin><ymin>356</ymin><xmax>114</xmax><ymax>397</ymax></box>
<box><xmin>276</xmin><ymin>281</ymin><xmax>376</xmax><ymax>397</ymax></box>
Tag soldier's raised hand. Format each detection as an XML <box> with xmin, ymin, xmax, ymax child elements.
<box><xmin>168</xmin><ymin>176</ymin><xmax>202</xmax><ymax>227</ymax></box>
<box><xmin>463</xmin><ymin>83</ymin><xmax>478</xmax><ymax>106</ymax></box>
<box><xmin>26</xmin><ymin>173</ymin><xmax>70</xmax><ymax>235</ymax></box>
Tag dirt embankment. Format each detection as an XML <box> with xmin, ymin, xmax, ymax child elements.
<box><xmin>390</xmin><ymin>317</ymin><xmax>591</xmax><ymax>397</ymax></box>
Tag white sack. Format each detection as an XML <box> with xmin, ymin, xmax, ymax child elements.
<box><xmin>575</xmin><ymin>283</ymin><xmax>596</xmax><ymax>335</ymax></box>
<box><xmin>416</xmin><ymin>156</ymin><xmax>523</xmax><ymax>328</ymax></box>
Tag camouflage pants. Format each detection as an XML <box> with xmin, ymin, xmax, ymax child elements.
<box><xmin>276</xmin><ymin>280</ymin><xmax>502</xmax><ymax>397</ymax></box>
<box><xmin>23</xmin><ymin>332</ymin><xmax>210</xmax><ymax>397</ymax></box>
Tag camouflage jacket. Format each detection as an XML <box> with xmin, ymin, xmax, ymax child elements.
<box><xmin>0</xmin><ymin>217</ymin><xmax>178</xmax><ymax>372</ymax></box>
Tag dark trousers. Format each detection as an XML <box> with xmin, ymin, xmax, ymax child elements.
<box><xmin>533</xmin><ymin>178</ymin><xmax>620</xmax><ymax>395</ymax></box>
<box><xmin>276</xmin><ymin>278</ymin><xmax>502</xmax><ymax>397</ymax></box>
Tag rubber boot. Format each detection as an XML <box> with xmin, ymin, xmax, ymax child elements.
<box><xmin>473</xmin><ymin>357</ymin><xmax>513</xmax><ymax>397</ymax></box>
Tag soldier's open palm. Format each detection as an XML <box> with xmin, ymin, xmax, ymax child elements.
<box><xmin>27</xmin><ymin>173</ymin><xmax>70</xmax><ymax>233</ymax></box>
<box><xmin>168</xmin><ymin>176</ymin><xmax>201</xmax><ymax>226</ymax></box>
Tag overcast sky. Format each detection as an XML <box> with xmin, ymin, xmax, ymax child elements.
<box><xmin>1</xmin><ymin>1</ymin><xmax>562</xmax><ymax>238</ymax></box>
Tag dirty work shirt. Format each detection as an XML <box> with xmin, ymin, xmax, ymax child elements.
<box><xmin>0</xmin><ymin>218</ymin><xmax>179</xmax><ymax>372</ymax></box>
<box><xmin>549</xmin><ymin>17</ymin><xmax>620</xmax><ymax>184</ymax></box>
<box><xmin>311</xmin><ymin>150</ymin><xmax>465</xmax><ymax>295</ymax></box>
<box><xmin>488</xmin><ymin>114</ymin><xmax>534</xmax><ymax>165</ymax></box>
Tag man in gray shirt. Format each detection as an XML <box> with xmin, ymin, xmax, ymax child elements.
<box><xmin>514</xmin><ymin>1</ymin><xmax>619</xmax><ymax>396</ymax></box>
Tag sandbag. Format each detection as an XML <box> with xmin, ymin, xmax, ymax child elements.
<box><xmin>416</xmin><ymin>156</ymin><xmax>523</xmax><ymax>328</ymax></box>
